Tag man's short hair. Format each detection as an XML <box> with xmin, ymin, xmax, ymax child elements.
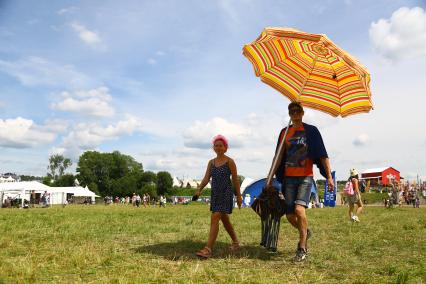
<box><xmin>288</xmin><ymin>101</ymin><xmax>304</xmax><ymax>111</ymax></box>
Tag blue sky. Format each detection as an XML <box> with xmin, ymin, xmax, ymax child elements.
<box><xmin>1</xmin><ymin>0</ymin><xmax>426</xmax><ymax>181</ymax></box>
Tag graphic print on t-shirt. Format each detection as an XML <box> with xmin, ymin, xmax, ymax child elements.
<box><xmin>286</xmin><ymin>130</ymin><xmax>308</xmax><ymax>168</ymax></box>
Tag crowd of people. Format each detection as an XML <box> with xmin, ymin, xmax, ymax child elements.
<box><xmin>103</xmin><ymin>193</ymin><xmax>167</xmax><ymax>208</ymax></box>
<box><xmin>384</xmin><ymin>181</ymin><xmax>423</xmax><ymax>208</ymax></box>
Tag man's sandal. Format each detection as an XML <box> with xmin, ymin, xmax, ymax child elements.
<box><xmin>196</xmin><ymin>246</ymin><xmax>212</xmax><ymax>259</ymax></box>
<box><xmin>229</xmin><ymin>241</ymin><xmax>241</xmax><ymax>251</ymax></box>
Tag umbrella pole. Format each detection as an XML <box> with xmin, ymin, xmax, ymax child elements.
<box><xmin>273</xmin><ymin>216</ymin><xmax>281</xmax><ymax>251</ymax></box>
<box><xmin>267</xmin><ymin>214</ymin><xmax>274</xmax><ymax>248</ymax></box>
<box><xmin>264</xmin><ymin>215</ymin><xmax>269</xmax><ymax>247</ymax></box>
<box><xmin>266</xmin><ymin>118</ymin><xmax>291</xmax><ymax>186</ymax></box>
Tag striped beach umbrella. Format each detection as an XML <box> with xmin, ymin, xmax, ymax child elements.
<box><xmin>243</xmin><ymin>27</ymin><xmax>373</xmax><ymax>117</ymax></box>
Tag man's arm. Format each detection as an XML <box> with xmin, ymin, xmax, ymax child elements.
<box><xmin>320</xmin><ymin>157</ymin><xmax>333</xmax><ymax>191</ymax></box>
<box><xmin>266</xmin><ymin>128</ymin><xmax>287</xmax><ymax>188</ymax></box>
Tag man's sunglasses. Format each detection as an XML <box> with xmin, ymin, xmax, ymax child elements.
<box><xmin>289</xmin><ymin>108</ymin><xmax>303</xmax><ymax>114</ymax></box>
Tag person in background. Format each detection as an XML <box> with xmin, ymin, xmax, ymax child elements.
<box><xmin>136</xmin><ymin>194</ymin><xmax>141</xmax><ymax>207</ymax></box>
<box><xmin>347</xmin><ymin>169</ymin><xmax>364</xmax><ymax>222</ymax></box>
<box><xmin>244</xmin><ymin>194</ymin><xmax>251</xmax><ymax>208</ymax></box>
<box><xmin>159</xmin><ymin>195</ymin><xmax>166</xmax><ymax>207</ymax></box>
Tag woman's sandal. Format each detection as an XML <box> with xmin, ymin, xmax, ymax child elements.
<box><xmin>196</xmin><ymin>246</ymin><xmax>212</xmax><ymax>259</ymax></box>
<box><xmin>229</xmin><ymin>241</ymin><xmax>241</xmax><ymax>251</ymax></box>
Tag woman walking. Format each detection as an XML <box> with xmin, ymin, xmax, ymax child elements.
<box><xmin>194</xmin><ymin>135</ymin><xmax>243</xmax><ymax>259</ymax></box>
<box><xmin>345</xmin><ymin>169</ymin><xmax>364</xmax><ymax>222</ymax></box>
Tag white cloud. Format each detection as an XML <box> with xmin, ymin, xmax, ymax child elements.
<box><xmin>147</xmin><ymin>58</ymin><xmax>157</xmax><ymax>65</ymax></box>
<box><xmin>0</xmin><ymin>117</ymin><xmax>56</xmax><ymax>148</ymax></box>
<box><xmin>57</xmin><ymin>6</ymin><xmax>78</xmax><ymax>15</ymax></box>
<box><xmin>37</xmin><ymin>119</ymin><xmax>69</xmax><ymax>133</ymax></box>
<box><xmin>70</xmin><ymin>22</ymin><xmax>102</xmax><ymax>46</ymax></box>
<box><xmin>57</xmin><ymin>116</ymin><xmax>144</xmax><ymax>158</ymax></box>
<box><xmin>369</xmin><ymin>7</ymin><xmax>426</xmax><ymax>60</ymax></box>
<box><xmin>183</xmin><ymin>117</ymin><xmax>251</xmax><ymax>149</ymax></box>
<box><xmin>51</xmin><ymin>87</ymin><xmax>115</xmax><ymax>117</ymax></box>
<box><xmin>0</xmin><ymin>56</ymin><xmax>91</xmax><ymax>88</ymax></box>
<box><xmin>353</xmin><ymin>134</ymin><xmax>370</xmax><ymax>146</ymax></box>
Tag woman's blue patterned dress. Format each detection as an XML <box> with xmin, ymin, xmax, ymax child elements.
<box><xmin>210</xmin><ymin>160</ymin><xmax>234</xmax><ymax>214</ymax></box>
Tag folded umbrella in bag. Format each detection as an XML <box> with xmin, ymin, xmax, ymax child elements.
<box><xmin>251</xmin><ymin>186</ymin><xmax>286</xmax><ymax>252</ymax></box>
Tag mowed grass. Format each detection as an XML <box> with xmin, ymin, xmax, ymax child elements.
<box><xmin>0</xmin><ymin>204</ymin><xmax>425</xmax><ymax>283</ymax></box>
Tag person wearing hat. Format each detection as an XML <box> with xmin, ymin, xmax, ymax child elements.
<box><xmin>347</xmin><ymin>168</ymin><xmax>363</xmax><ymax>222</ymax></box>
<box><xmin>268</xmin><ymin>101</ymin><xmax>333</xmax><ymax>262</ymax></box>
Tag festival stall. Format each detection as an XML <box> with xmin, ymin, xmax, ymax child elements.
<box><xmin>0</xmin><ymin>181</ymin><xmax>98</xmax><ymax>207</ymax></box>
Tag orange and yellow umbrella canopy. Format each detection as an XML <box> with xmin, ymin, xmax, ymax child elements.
<box><xmin>243</xmin><ymin>27</ymin><xmax>373</xmax><ymax>117</ymax></box>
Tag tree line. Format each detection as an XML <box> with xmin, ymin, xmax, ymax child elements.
<box><xmin>43</xmin><ymin>151</ymin><xmax>173</xmax><ymax>198</ymax></box>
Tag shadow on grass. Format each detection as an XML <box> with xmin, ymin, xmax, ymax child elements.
<box><xmin>134</xmin><ymin>239</ymin><xmax>284</xmax><ymax>261</ymax></box>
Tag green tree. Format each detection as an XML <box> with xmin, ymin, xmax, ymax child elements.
<box><xmin>141</xmin><ymin>183</ymin><xmax>157</xmax><ymax>198</ymax></box>
<box><xmin>156</xmin><ymin>171</ymin><xmax>173</xmax><ymax>195</ymax></box>
<box><xmin>111</xmin><ymin>174</ymin><xmax>139</xmax><ymax>197</ymax></box>
<box><xmin>42</xmin><ymin>175</ymin><xmax>53</xmax><ymax>186</ymax></box>
<box><xmin>76</xmin><ymin>151</ymin><xmax>113</xmax><ymax>196</ymax></box>
<box><xmin>76</xmin><ymin>150</ymin><xmax>143</xmax><ymax>197</ymax></box>
<box><xmin>53</xmin><ymin>174</ymin><xmax>76</xmax><ymax>187</ymax></box>
<box><xmin>47</xmin><ymin>154</ymin><xmax>72</xmax><ymax>180</ymax></box>
<box><xmin>20</xmin><ymin>175</ymin><xmax>42</xmax><ymax>182</ymax></box>
<box><xmin>139</xmin><ymin>171</ymin><xmax>157</xmax><ymax>188</ymax></box>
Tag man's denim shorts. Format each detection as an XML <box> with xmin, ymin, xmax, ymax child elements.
<box><xmin>283</xmin><ymin>176</ymin><xmax>313</xmax><ymax>214</ymax></box>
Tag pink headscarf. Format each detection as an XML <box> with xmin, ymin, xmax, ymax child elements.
<box><xmin>212</xmin><ymin>134</ymin><xmax>228</xmax><ymax>147</ymax></box>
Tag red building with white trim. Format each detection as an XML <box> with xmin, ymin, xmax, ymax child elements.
<box><xmin>361</xmin><ymin>167</ymin><xmax>400</xmax><ymax>186</ymax></box>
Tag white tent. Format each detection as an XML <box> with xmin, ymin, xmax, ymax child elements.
<box><xmin>240</xmin><ymin>177</ymin><xmax>255</xmax><ymax>194</ymax></box>
<box><xmin>0</xmin><ymin>181</ymin><xmax>98</xmax><ymax>207</ymax></box>
<box><xmin>0</xmin><ymin>181</ymin><xmax>50</xmax><ymax>192</ymax></box>
<box><xmin>6</xmin><ymin>176</ymin><xmax>15</xmax><ymax>182</ymax></box>
<box><xmin>49</xmin><ymin>185</ymin><xmax>98</xmax><ymax>204</ymax></box>
<box><xmin>0</xmin><ymin>181</ymin><xmax>51</xmax><ymax>207</ymax></box>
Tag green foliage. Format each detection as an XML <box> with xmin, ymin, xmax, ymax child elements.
<box><xmin>19</xmin><ymin>175</ymin><xmax>42</xmax><ymax>182</ymax></box>
<box><xmin>139</xmin><ymin>171</ymin><xmax>157</xmax><ymax>188</ymax></box>
<box><xmin>141</xmin><ymin>184</ymin><xmax>157</xmax><ymax>198</ymax></box>
<box><xmin>47</xmin><ymin>154</ymin><xmax>72</xmax><ymax>180</ymax></box>
<box><xmin>52</xmin><ymin>174</ymin><xmax>75</xmax><ymax>187</ymax></box>
<box><xmin>76</xmin><ymin>151</ymin><xmax>143</xmax><ymax>196</ymax></box>
<box><xmin>156</xmin><ymin>171</ymin><xmax>173</xmax><ymax>195</ymax></box>
<box><xmin>42</xmin><ymin>176</ymin><xmax>53</xmax><ymax>186</ymax></box>
<box><xmin>110</xmin><ymin>173</ymin><xmax>139</xmax><ymax>197</ymax></box>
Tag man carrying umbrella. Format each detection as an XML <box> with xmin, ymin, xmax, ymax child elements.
<box><xmin>267</xmin><ymin>101</ymin><xmax>333</xmax><ymax>262</ymax></box>
<box><xmin>243</xmin><ymin>27</ymin><xmax>373</xmax><ymax>262</ymax></box>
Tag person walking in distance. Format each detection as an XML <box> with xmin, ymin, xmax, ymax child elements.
<box><xmin>345</xmin><ymin>169</ymin><xmax>364</xmax><ymax>222</ymax></box>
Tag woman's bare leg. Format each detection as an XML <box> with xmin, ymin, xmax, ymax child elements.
<box><xmin>206</xmin><ymin>212</ymin><xmax>222</xmax><ymax>249</ymax></box>
<box><xmin>349</xmin><ymin>203</ymin><xmax>354</xmax><ymax>220</ymax></box>
<box><xmin>356</xmin><ymin>201</ymin><xmax>363</xmax><ymax>216</ymax></box>
<box><xmin>221</xmin><ymin>213</ymin><xmax>238</xmax><ymax>243</ymax></box>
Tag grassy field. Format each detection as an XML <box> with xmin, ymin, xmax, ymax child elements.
<box><xmin>0</xmin><ymin>204</ymin><xmax>425</xmax><ymax>283</ymax></box>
